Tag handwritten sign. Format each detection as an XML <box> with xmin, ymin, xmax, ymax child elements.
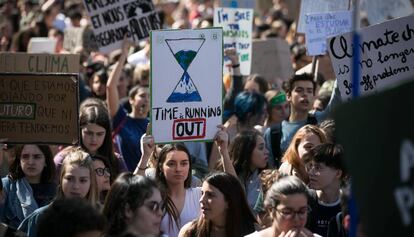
<box><xmin>334</xmin><ymin>80</ymin><xmax>414</xmax><ymax>236</ymax></box>
<box><xmin>214</xmin><ymin>7</ymin><xmax>253</xmax><ymax>75</ymax></box>
<box><xmin>0</xmin><ymin>74</ymin><xmax>79</xmax><ymax>145</ymax></box>
<box><xmin>305</xmin><ymin>11</ymin><xmax>352</xmax><ymax>56</ymax></box>
<box><xmin>360</xmin><ymin>0</ymin><xmax>414</xmax><ymax>25</ymax></box>
<box><xmin>0</xmin><ymin>53</ymin><xmax>80</xmax><ymax>74</ymax></box>
<box><xmin>83</xmin><ymin>0</ymin><xmax>161</xmax><ymax>54</ymax></box>
<box><xmin>150</xmin><ymin>28</ymin><xmax>223</xmax><ymax>143</ymax></box>
<box><xmin>63</xmin><ymin>26</ymin><xmax>99</xmax><ymax>53</ymax></box>
<box><xmin>250</xmin><ymin>38</ymin><xmax>293</xmax><ymax>82</ymax></box>
<box><xmin>328</xmin><ymin>14</ymin><xmax>414</xmax><ymax>101</ymax></box>
<box><xmin>297</xmin><ymin>0</ymin><xmax>349</xmax><ymax>33</ymax></box>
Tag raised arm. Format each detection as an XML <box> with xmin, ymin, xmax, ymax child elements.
<box><xmin>133</xmin><ymin>133</ymin><xmax>155</xmax><ymax>176</ymax></box>
<box><xmin>214</xmin><ymin>126</ymin><xmax>237</xmax><ymax>178</ymax></box>
<box><xmin>106</xmin><ymin>38</ymin><xmax>132</xmax><ymax>118</ymax></box>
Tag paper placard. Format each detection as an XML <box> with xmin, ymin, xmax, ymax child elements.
<box><xmin>0</xmin><ymin>73</ymin><xmax>79</xmax><ymax>145</ymax></box>
<box><xmin>27</xmin><ymin>37</ymin><xmax>57</xmax><ymax>53</ymax></box>
<box><xmin>150</xmin><ymin>28</ymin><xmax>223</xmax><ymax>143</ymax></box>
<box><xmin>214</xmin><ymin>7</ymin><xmax>253</xmax><ymax>75</ymax></box>
<box><xmin>0</xmin><ymin>53</ymin><xmax>80</xmax><ymax>74</ymax></box>
<box><xmin>83</xmin><ymin>0</ymin><xmax>162</xmax><ymax>54</ymax></box>
<box><xmin>328</xmin><ymin>14</ymin><xmax>414</xmax><ymax>101</ymax></box>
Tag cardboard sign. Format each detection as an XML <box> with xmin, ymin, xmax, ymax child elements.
<box><xmin>150</xmin><ymin>28</ymin><xmax>223</xmax><ymax>143</ymax></box>
<box><xmin>305</xmin><ymin>11</ymin><xmax>353</xmax><ymax>56</ymax></box>
<box><xmin>27</xmin><ymin>37</ymin><xmax>57</xmax><ymax>53</ymax></box>
<box><xmin>334</xmin><ymin>80</ymin><xmax>414</xmax><ymax>237</ymax></box>
<box><xmin>83</xmin><ymin>0</ymin><xmax>161</xmax><ymax>54</ymax></box>
<box><xmin>214</xmin><ymin>7</ymin><xmax>253</xmax><ymax>75</ymax></box>
<box><xmin>0</xmin><ymin>73</ymin><xmax>79</xmax><ymax>145</ymax></box>
<box><xmin>63</xmin><ymin>26</ymin><xmax>99</xmax><ymax>53</ymax></box>
<box><xmin>297</xmin><ymin>0</ymin><xmax>349</xmax><ymax>33</ymax></box>
<box><xmin>360</xmin><ymin>0</ymin><xmax>414</xmax><ymax>25</ymax></box>
<box><xmin>250</xmin><ymin>38</ymin><xmax>293</xmax><ymax>82</ymax></box>
<box><xmin>0</xmin><ymin>53</ymin><xmax>80</xmax><ymax>74</ymax></box>
<box><xmin>328</xmin><ymin>14</ymin><xmax>414</xmax><ymax>101</ymax></box>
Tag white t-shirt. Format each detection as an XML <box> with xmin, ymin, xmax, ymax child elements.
<box><xmin>160</xmin><ymin>188</ymin><xmax>201</xmax><ymax>237</ymax></box>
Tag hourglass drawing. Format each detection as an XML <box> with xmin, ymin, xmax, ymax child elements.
<box><xmin>165</xmin><ymin>38</ymin><xmax>205</xmax><ymax>103</ymax></box>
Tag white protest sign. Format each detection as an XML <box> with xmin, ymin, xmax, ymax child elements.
<box><xmin>27</xmin><ymin>38</ymin><xmax>57</xmax><ymax>53</ymax></box>
<box><xmin>214</xmin><ymin>7</ymin><xmax>253</xmax><ymax>75</ymax></box>
<box><xmin>151</xmin><ymin>28</ymin><xmax>223</xmax><ymax>143</ymax></box>
<box><xmin>297</xmin><ymin>0</ymin><xmax>349</xmax><ymax>33</ymax></box>
<box><xmin>328</xmin><ymin>14</ymin><xmax>414</xmax><ymax>101</ymax></box>
<box><xmin>360</xmin><ymin>0</ymin><xmax>414</xmax><ymax>25</ymax></box>
<box><xmin>83</xmin><ymin>0</ymin><xmax>161</xmax><ymax>54</ymax></box>
<box><xmin>305</xmin><ymin>11</ymin><xmax>353</xmax><ymax>56</ymax></box>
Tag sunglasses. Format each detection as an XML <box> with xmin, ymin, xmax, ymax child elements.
<box><xmin>144</xmin><ymin>201</ymin><xmax>166</xmax><ymax>214</ymax></box>
<box><xmin>94</xmin><ymin>167</ymin><xmax>110</xmax><ymax>177</ymax></box>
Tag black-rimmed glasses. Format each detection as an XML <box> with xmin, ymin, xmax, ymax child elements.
<box><xmin>276</xmin><ymin>206</ymin><xmax>310</xmax><ymax>220</ymax></box>
<box><xmin>95</xmin><ymin>167</ymin><xmax>110</xmax><ymax>177</ymax></box>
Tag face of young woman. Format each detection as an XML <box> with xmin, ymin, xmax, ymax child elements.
<box><xmin>244</xmin><ymin>80</ymin><xmax>261</xmax><ymax>93</ymax></box>
<box><xmin>20</xmin><ymin>145</ymin><xmax>46</xmax><ymax>183</ymax></box>
<box><xmin>81</xmin><ymin>123</ymin><xmax>106</xmax><ymax>154</ymax></box>
<box><xmin>62</xmin><ymin>164</ymin><xmax>91</xmax><ymax>199</ymax></box>
<box><xmin>297</xmin><ymin>133</ymin><xmax>322</xmax><ymax>159</ymax></box>
<box><xmin>274</xmin><ymin>193</ymin><xmax>308</xmax><ymax>233</ymax></box>
<box><xmin>91</xmin><ymin>75</ymin><xmax>106</xmax><ymax>97</ymax></box>
<box><xmin>250</xmin><ymin>136</ymin><xmax>269</xmax><ymax>170</ymax></box>
<box><xmin>200</xmin><ymin>182</ymin><xmax>228</xmax><ymax>222</ymax></box>
<box><xmin>162</xmin><ymin>150</ymin><xmax>190</xmax><ymax>186</ymax></box>
<box><xmin>93</xmin><ymin>159</ymin><xmax>110</xmax><ymax>192</ymax></box>
<box><xmin>270</xmin><ymin>102</ymin><xmax>290</xmax><ymax>124</ymax></box>
<box><xmin>129</xmin><ymin>87</ymin><xmax>150</xmax><ymax>116</ymax></box>
<box><xmin>128</xmin><ymin>188</ymin><xmax>163</xmax><ymax>236</ymax></box>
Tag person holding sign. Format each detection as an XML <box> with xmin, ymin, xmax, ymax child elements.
<box><xmin>107</xmin><ymin>38</ymin><xmax>150</xmax><ymax>172</ymax></box>
<box><xmin>1</xmin><ymin>145</ymin><xmax>56</xmax><ymax>229</ymax></box>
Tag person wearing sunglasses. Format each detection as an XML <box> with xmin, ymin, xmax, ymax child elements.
<box><xmin>245</xmin><ymin>175</ymin><xmax>321</xmax><ymax>237</ymax></box>
<box><xmin>91</xmin><ymin>155</ymin><xmax>111</xmax><ymax>206</ymax></box>
<box><xmin>103</xmin><ymin>172</ymin><xmax>166</xmax><ymax>237</ymax></box>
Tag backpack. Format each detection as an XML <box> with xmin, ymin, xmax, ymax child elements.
<box><xmin>270</xmin><ymin>114</ymin><xmax>318</xmax><ymax>167</ymax></box>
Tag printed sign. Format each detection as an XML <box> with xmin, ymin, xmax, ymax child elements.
<box><xmin>250</xmin><ymin>38</ymin><xmax>293</xmax><ymax>82</ymax></box>
<box><xmin>63</xmin><ymin>26</ymin><xmax>99</xmax><ymax>53</ymax></box>
<box><xmin>328</xmin><ymin>14</ymin><xmax>414</xmax><ymax>101</ymax></box>
<box><xmin>0</xmin><ymin>53</ymin><xmax>80</xmax><ymax>74</ymax></box>
<box><xmin>297</xmin><ymin>0</ymin><xmax>349</xmax><ymax>33</ymax></box>
<box><xmin>360</xmin><ymin>0</ymin><xmax>414</xmax><ymax>25</ymax></box>
<box><xmin>151</xmin><ymin>28</ymin><xmax>223</xmax><ymax>143</ymax></box>
<box><xmin>334</xmin><ymin>80</ymin><xmax>414</xmax><ymax>237</ymax></box>
<box><xmin>0</xmin><ymin>74</ymin><xmax>79</xmax><ymax>145</ymax></box>
<box><xmin>214</xmin><ymin>7</ymin><xmax>253</xmax><ymax>75</ymax></box>
<box><xmin>305</xmin><ymin>10</ymin><xmax>353</xmax><ymax>56</ymax></box>
<box><xmin>83</xmin><ymin>0</ymin><xmax>161</xmax><ymax>54</ymax></box>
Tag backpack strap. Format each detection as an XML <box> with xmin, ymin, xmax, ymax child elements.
<box><xmin>307</xmin><ymin>113</ymin><xmax>318</xmax><ymax>125</ymax></box>
<box><xmin>270</xmin><ymin>124</ymin><xmax>282</xmax><ymax>167</ymax></box>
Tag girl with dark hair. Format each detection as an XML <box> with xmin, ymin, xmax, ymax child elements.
<box><xmin>54</xmin><ymin>98</ymin><xmax>127</xmax><ymax>184</ymax></box>
<box><xmin>229</xmin><ymin>129</ymin><xmax>269</xmax><ymax>211</ymax></box>
<box><xmin>179</xmin><ymin>172</ymin><xmax>257</xmax><ymax>237</ymax></box>
<box><xmin>1</xmin><ymin>145</ymin><xmax>56</xmax><ymax>229</ymax></box>
<box><xmin>91</xmin><ymin>154</ymin><xmax>111</xmax><ymax>206</ymax></box>
<box><xmin>89</xmin><ymin>69</ymin><xmax>108</xmax><ymax>100</ymax></box>
<box><xmin>103</xmin><ymin>173</ymin><xmax>164</xmax><ymax>237</ymax></box>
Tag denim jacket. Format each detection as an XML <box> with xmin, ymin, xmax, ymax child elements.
<box><xmin>1</xmin><ymin>177</ymin><xmax>39</xmax><ymax>229</ymax></box>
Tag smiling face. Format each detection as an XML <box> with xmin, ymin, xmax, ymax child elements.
<box><xmin>161</xmin><ymin>150</ymin><xmax>190</xmax><ymax>186</ymax></box>
<box><xmin>20</xmin><ymin>145</ymin><xmax>46</xmax><ymax>183</ymax></box>
<box><xmin>61</xmin><ymin>164</ymin><xmax>91</xmax><ymax>199</ymax></box>
<box><xmin>81</xmin><ymin>123</ymin><xmax>106</xmax><ymax>154</ymax></box>
<box><xmin>127</xmin><ymin>188</ymin><xmax>163</xmax><ymax>236</ymax></box>
<box><xmin>250</xmin><ymin>135</ymin><xmax>269</xmax><ymax>170</ymax></box>
<box><xmin>288</xmin><ymin>80</ymin><xmax>315</xmax><ymax>113</ymax></box>
<box><xmin>200</xmin><ymin>182</ymin><xmax>228</xmax><ymax>222</ymax></box>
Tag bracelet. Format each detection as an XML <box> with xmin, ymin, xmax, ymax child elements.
<box><xmin>231</xmin><ymin>63</ymin><xmax>240</xmax><ymax>68</ymax></box>
<box><xmin>138</xmin><ymin>166</ymin><xmax>147</xmax><ymax>170</ymax></box>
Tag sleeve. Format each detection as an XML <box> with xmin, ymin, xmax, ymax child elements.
<box><xmin>223</xmin><ymin>75</ymin><xmax>244</xmax><ymax>120</ymax></box>
<box><xmin>263</xmin><ymin>127</ymin><xmax>275</xmax><ymax>168</ymax></box>
<box><xmin>314</xmin><ymin>79</ymin><xmax>342</xmax><ymax>122</ymax></box>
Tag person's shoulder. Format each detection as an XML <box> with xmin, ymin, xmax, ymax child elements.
<box><xmin>278</xmin><ymin>161</ymin><xmax>292</xmax><ymax>174</ymax></box>
<box><xmin>177</xmin><ymin>220</ymin><xmax>195</xmax><ymax>237</ymax></box>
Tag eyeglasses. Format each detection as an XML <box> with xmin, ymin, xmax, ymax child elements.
<box><xmin>276</xmin><ymin>207</ymin><xmax>310</xmax><ymax>220</ymax></box>
<box><xmin>94</xmin><ymin>167</ymin><xmax>110</xmax><ymax>177</ymax></box>
<box><xmin>144</xmin><ymin>201</ymin><xmax>166</xmax><ymax>214</ymax></box>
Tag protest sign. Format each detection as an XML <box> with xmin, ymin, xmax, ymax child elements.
<box><xmin>360</xmin><ymin>0</ymin><xmax>414</xmax><ymax>25</ymax></box>
<box><xmin>250</xmin><ymin>38</ymin><xmax>293</xmax><ymax>82</ymax></box>
<box><xmin>151</xmin><ymin>28</ymin><xmax>222</xmax><ymax>143</ymax></box>
<box><xmin>63</xmin><ymin>26</ymin><xmax>99</xmax><ymax>53</ymax></box>
<box><xmin>214</xmin><ymin>7</ymin><xmax>253</xmax><ymax>75</ymax></box>
<box><xmin>0</xmin><ymin>53</ymin><xmax>80</xmax><ymax>73</ymax></box>
<box><xmin>83</xmin><ymin>0</ymin><xmax>161</xmax><ymax>54</ymax></box>
<box><xmin>219</xmin><ymin>0</ymin><xmax>255</xmax><ymax>8</ymax></box>
<box><xmin>305</xmin><ymin>10</ymin><xmax>353</xmax><ymax>56</ymax></box>
<box><xmin>328</xmin><ymin>14</ymin><xmax>414</xmax><ymax>101</ymax></box>
<box><xmin>297</xmin><ymin>0</ymin><xmax>349</xmax><ymax>33</ymax></box>
<box><xmin>334</xmin><ymin>80</ymin><xmax>414</xmax><ymax>237</ymax></box>
<box><xmin>0</xmin><ymin>73</ymin><xmax>79</xmax><ymax>145</ymax></box>
<box><xmin>27</xmin><ymin>37</ymin><xmax>57</xmax><ymax>53</ymax></box>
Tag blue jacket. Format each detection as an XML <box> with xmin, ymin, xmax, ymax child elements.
<box><xmin>18</xmin><ymin>204</ymin><xmax>49</xmax><ymax>237</ymax></box>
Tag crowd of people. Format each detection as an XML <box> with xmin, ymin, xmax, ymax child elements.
<box><xmin>0</xmin><ymin>0</ymin><xmax>396</xmax><ymax>236</ymax></box>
